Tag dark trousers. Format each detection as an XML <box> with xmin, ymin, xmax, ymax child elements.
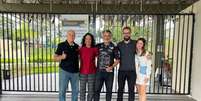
<box><xmin>117</xmin><ymin>71</ymin><xmax>137</xmax><ymax>101</ymax></box>
<box><xmin>94</xmin><ymin>71</ymin><xmax>114</xmax><ymax>101</ymax></box>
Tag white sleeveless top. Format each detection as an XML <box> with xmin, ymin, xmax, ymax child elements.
<box><xmin>135</xmin><ymin>51</ymin><xmax>152</xmax><ymax>85</ymax></box>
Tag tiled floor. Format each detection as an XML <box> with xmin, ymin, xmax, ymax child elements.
<box><xmin>0</xmin><ymin>93</ymin><xmax>196</xmax><ymax>101</ymax></box>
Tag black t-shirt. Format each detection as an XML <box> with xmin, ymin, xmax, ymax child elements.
<box><xmin>55</xmin><ymin>40</ymin><xmax>79</xmax><ymax>73</ymax></box>
<box><xmin>96</xmin><ymin>42</ymin><xmax>120</xmax><ymax>72</ymax></box>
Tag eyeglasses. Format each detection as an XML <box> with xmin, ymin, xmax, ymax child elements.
<box><xmin>123</xmin><ymin>32</ymin><xmax>131</xmax><ymax>34</ymax></box>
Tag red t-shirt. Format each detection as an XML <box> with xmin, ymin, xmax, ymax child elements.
<box><xmin>79</xmin><ymin>46</ymin><xmax>98</xmax><ymax>74</ymax></box>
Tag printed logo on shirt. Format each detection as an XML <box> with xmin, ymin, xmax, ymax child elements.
<box><xmin>109</xmin><ymin>46</ymin><xmax>114</xmax><ymax>50</ymax></box>
<box><xmin>140</xmin><ymin>65</ymin><xmax>147</xmax><ymax>75</ymax></box>
<box><xmin>99</xmin><ymin>52</ymin><xmax>110</xmax><ymax>69</ymax></box>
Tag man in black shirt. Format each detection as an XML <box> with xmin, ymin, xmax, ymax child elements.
<box><xmin>54</xmin><ymin>30</ymin><xmax>79</xmax><ymax>101</ymax></box>
<box><xmin>117</xmin><ymin>27</ymin><xmax>137</xmax><ymax>101</ymax></box>
<box><xmin>94</xmin><ymin>30</ymin><xmax>120</xmax><ymax>101</ymax></box>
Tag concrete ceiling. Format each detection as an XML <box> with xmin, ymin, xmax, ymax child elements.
<box><xmin>0</xmin><ymin>0</ymin><xmax>199</xmax><ymax>13</ymax></box>
<box><xmin>1</xmin><ymin>0</ymin><xmax>198</xmax><ymax>4</ymax></box>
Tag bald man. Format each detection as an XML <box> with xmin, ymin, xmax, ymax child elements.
<box><xmin>54</xmin><ymin>30</ymin><xmax>79</xmax><ymax>101</ymax></box>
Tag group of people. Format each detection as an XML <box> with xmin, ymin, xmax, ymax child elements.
<box><xmin>53</xmin><ymin>26</ymin><xmax>152</xmax><ymax>101</ymax></box>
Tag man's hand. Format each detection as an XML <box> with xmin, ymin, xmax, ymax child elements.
<box><xmin>106</xmin><ymin>66</ymin><xmax>113</xmax><ymax>72</ymax></box>
<box><xmin>144</xmin><ymin>77</ymin><xmax>149</xmax><ymax>83</ymax></box>
<box><xmin>146</xmin><ymin>52</ymin><xmax>152</xmax><ymax>60</ymax></box>
<box><xmin>53</xmin><ymin>51</ymin><xmax>67</xmax><ymax>62</ymax></box>
<box><xmin>60</xmin><ymin>51</ymin><xmax>67</xmax><ymax>60</ymax></box>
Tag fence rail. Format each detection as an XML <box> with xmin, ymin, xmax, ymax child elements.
<box><xmin>0</xmin><ymin>13</ymin><xmax>194</xmax><ymax>94</ymax></box>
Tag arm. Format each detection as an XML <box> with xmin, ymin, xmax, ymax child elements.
<box><xmin>95</xmin><ymin>47</ymin><xmax>99</xmax><ymax>57</ymax></box>
<box><xmin>112</xmin><ymin>45</ymin><xmax>121</xmax><ymax>68</ymax></box>
<box><xmin>146</xmin><ymin>52</ymin><xmax>152</xmax><ymax>78</ymax></box>
<box><xmin>53</xmin><ymin>51</ymin><xmax>66</xmax><ymax>62</ymax></box>
<box><xmin>106</xmin><ymin>44</ymin><xmax>120</xmax><ymax>72</ymax></box>
<box><xmin>106</xmin><ymin>59</ymin><xmax>120</xmax><ymax>72</ymax></box>
<box><xmin>53</xmin><ymin>44</ymin><xmax>66</xmax><ymax>62</ymax></box>
<box><xmin>135</xmin><ymin>55</ymin><xmax>140</xmax><ymax>76</ymax></box>
<box><xmin>107</xmin><ymin>59</ymin><xmax>120</xmax><ymax>69</ymax></box>
<box><xmin>146</xmin><ymin>60</ymin><xmax>152</xmax><ymax>78</ymax></box>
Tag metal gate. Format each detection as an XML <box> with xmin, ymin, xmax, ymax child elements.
<box><xmin>0</xmin><ymin>12</ymin><xmax>195</xmax><ymax>94</ymax></box>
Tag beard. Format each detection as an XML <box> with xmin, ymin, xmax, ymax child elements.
<box><xmin>124</xmin><ymin>37</ymin><xmax>131</xmax><ymax>41</ymax></box>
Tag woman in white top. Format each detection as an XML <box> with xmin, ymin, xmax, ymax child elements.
<box><xmin>135</xmin><ymin>38</ymin><xmax>152</xmax><ymax>101</ymax></box>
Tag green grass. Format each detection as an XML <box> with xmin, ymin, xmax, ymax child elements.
<box><xmin>0</xmin><ymin>46</ymin><xmax>56</xmax><ymax>63</ymax></box>
<box><xmin>28</xmin><ymin>47</ymin><xmax>55</xmax><ymax>63</ymax></box>
<box><xmin>1</xmin><ymin>65</ymin><xmax>60</xmax><ymax>78</ymax></box>
<box><xmin>0</xmin><ymin>58</ymin><xmax>17</xmax><ymax>63</ymax></box>
<box><xmin>28</xmin><ymin>65</ymin><xmax>59</xmax><ymax>74</ymax></box>
<box><xmin>1</xmin><ymin>47</ymin><xmax>59</xmax><ymax>77</ymax></box>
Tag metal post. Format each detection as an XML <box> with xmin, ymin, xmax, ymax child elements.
<box><xmin>154</xmin><ymin>15</ymin><xmax>165</xmax><ymax>93</ymax></box>
<box><xmin>0</xmin><ymin>53</ymin><xmax>2</xmax><ymax>94</ymax></box>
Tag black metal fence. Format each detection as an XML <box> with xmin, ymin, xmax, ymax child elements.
<box><xmin>0</xmin><ymin>12</ymin><xmax>194</xmax><ymax>94</ymax></box>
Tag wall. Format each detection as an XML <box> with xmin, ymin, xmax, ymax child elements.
<box><xmin>182</xmin><ymin>1</ymin><xmax>201</xmax><ymax>101</ymax></box>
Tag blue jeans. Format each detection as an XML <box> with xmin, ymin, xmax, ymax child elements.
<box><xmin>59</xmin><ymin>68</ymin><xmax>79</xmax><ymax>101</ymax></box>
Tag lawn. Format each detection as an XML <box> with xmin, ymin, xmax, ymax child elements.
<box><xmin>1</xmin><ymin>63</ymin><xmax>60</xmax><ymax>79</ymax></box>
